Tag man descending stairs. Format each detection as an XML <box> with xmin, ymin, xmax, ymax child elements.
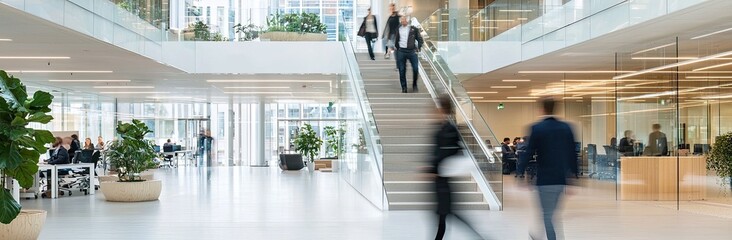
<box><xmin>356</xmin><ymin>54</ymin><xmax>490</xmax><ymax>210</ymax></box>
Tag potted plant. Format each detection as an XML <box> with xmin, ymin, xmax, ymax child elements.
<box><xmin>707</xmin><ymin>132</ymin><xmax>732</xmax><ymax>190</ymax></box>
<box><xmin>0</xmin><ymin>70</ymin><xmax>55</xmax><ymax>239</ymax></box>
<box><xmin>323</xmin><ymin>125</ymin><xmax>345</xmax><ymax>172</ymax></box>
<box><xmin>260</xmin><ymin>12</ymin><xmax>328</xmax><ymax>41</ymax></box>
<box><xmin>293</xmin><ymin>123</ymin><xmax>323</xmax><ymax>172</ymax></box>
<box><xmin>100</xmin><ymin>119</ymin><xmax>162</xmax><ymax>202</ymax></box>
<box><xmin>233</xmin><ymin>22</ymin><xmax>263</xmax><ymax>41</ymax></box>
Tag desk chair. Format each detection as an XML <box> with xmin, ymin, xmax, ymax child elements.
<box><xmin>599</xmin><ymin>146</ymin><xmax>618</xmax><ymax>180</ymax></box>
<box><xmin>162</xmin><ymin>145</ymin><xmax>175</xmax><ymax>168</ymax></box>
<box><xmin>586</xmin><ymin>144</ymin><xmax>598</xmax><ymax>178</ymax></box>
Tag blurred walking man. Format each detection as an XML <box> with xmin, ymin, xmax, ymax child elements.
<box><xmin>518</xmin><ymin>98</ymin><xmax>578</xmax><ymax>240</ymax></box>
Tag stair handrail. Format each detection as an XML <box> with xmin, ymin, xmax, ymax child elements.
<box><xmin>411</xmin><ymin>17</ymin><xmax>503</xmax><ymax>210</ymax></box>
<box><xmin>339</xmin><ymin>16</ymin><xmax>389</xmax><ymax>210</ymax></box>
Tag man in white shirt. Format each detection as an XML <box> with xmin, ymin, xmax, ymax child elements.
<box><xmin>394</xmin><ymin>16</ymin><xmax>424</xmax><ymax>93</ymax></box>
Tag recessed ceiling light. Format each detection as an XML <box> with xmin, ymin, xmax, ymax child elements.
<box><xmin>147</xmin><ymin>96</ymin><xmax>192</xmax><ymax>99</ymax></box>
<box><xmin>100</xmin><ymin>92</ymin><xmax>169</xmax><ymax>94</ymax></box>
<box><xmin>467</xmin><ymin>91</ymin><xmax>498</xmax><ymax>94</ymax></box>
<box><xmin>223</xmin><ymin>86</ymin><xmax>290</xmax><ymax>89</ymax></box>
<box><xmin>93</xmin><ymin>86</ymin><xmax>154</xmax><ymax>89</ymax></box>
<box><xmin>686</xmin><ymin>76</ymin><xmax>732</xmax><ymax>79</ymax></box>
<box><xmin>502</xmin><ymin>79</ymin><xmax>531</xmax><ymax>82</ymax></box>
<box><xmin>691</xmin><ymin>27</ymin><xmax>732</xmax><ymax>40</ymax></box>
<box><xmin>481</xmin><ymin>19</ymin><xmax>514</xmax><ymax>22</ymax></box>
<box><xmin>0</xmin><ymin>39</ymin><xmax>11</xmax><ymax>41</ymax></box>
<box><xmin>224</xmin><ymin>92</ymin><xmax>292</xmax><ymax>94</ymax></box>
<box><xmin>7</xmin><ymin>70</ymin><xmax>112</xmax><ymax>73</ymax></box>
<box><xmin>491</xmin><ymin>86</ymin><xmax>517</xmax><ymax>89</ymax></box>
<box><xmin>49</xmin><ymin>80</ymin><xmax>130</xmax><ymax>82</ymax></box>
<box><xmin>519</xmin><ymin>70</ymin><xmax>633</xmax><ymax>74</ymax></box>
<box><xmin>693</xmin><ymin>62</ymin><xmax>732</xmax><ymax>71</ymax></box>
<box><xmin>470</xmin><ymin>97</ymin><xmax>484</xmax><ymax>99</ymax></box>
<box><xmin>615</xmin><ymin>49</ymin><xmax>732</xmax><ymax>79</ymax></box>
<box><xmin>473</xmin><ymin>100</ymin><xmax>536</xmax><ymax>103</ymax></box>
<box><xmin>631</xmin><ymin>57</ymin><xmax>700</xmax><ymax>60</ymax></box>
<box><xmin>507</xmin><ymin>96</ymin><xmax>539</xmax><ymax>99</ymax></box>
<box><xmin>517</xmin><ymin>18</ymin><xmax>528</xmax><ymax>21</ymax></box>
<box><xmin>632</xmin><ymin>42</ymin><xmax>676</xmax><ymax>55</ymax></box>
<box><xmin>499</xmin><ymin>9</ymin><xmax>533</xmax><ymax>12</ymax></box>
<box><xmin>563</xmin><ymin>97</ymin><xmax>582</xmax><ymax>100</ymax></box>
<box><xmin>0</xmin><ymin>56</ymin><xmax>70</xmax><ymax>59</ymax></box>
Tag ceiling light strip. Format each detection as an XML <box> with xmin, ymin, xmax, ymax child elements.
<box><xmin>223</xmin><ymin>86</ymin><xmax>290</xmax><ymax>89</ymax></box>
<box><xmin>0</xmin><ymin>56</ymin><xmax>70</xmax><ymax>59</ymax></box>
<box><xmin>0</xmin><ymin>39</ymin><xmax>11</xmax><ymax>41</ymax></box>
<box><xmin>502</xmin><ymin>79</ymin><xmax>531</xmax><ymax>82</ymax></box>
<box><xmin>693</xmin><ymin>62</ymin><xmax>732</xmax><ymax>72</ymax></box>
<box><xmin>691</xmin><ymin>27</ymin><xmax>732</xmax><ymax>40</ymax></box>
<box><xmin>7</xmin><ymin>70</ymin><xmax>113</xmax><ymax>73</ymax></box>
<box><xmin>632</xmin><ymin>42</ymin><xmax>676</xmax><ymax>55</ymax></box>
<box><xmin>614</xmin><ymin>49</ymin><xmax>732</xmax><ymax>80</ymax></box>
<box><xmin>100</xmin><ymin>92</ymin><xmax>169</xmax><ymax>94</ymax></box>
<box><xmin>93</xmin><ymin>86</ymin><xmax>154</xmax><ymax>89</ymax></box>
<box><xmin>49</xmin><ymin>80</ymin><xmax>130</xmax><ymax>82</ymax></box>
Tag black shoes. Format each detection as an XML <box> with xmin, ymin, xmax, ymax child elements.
<box><xmin>412</xmin><ymin>85</ymin><xmax>418</xmax><ymax>92</ymax></box>
<box><xmin>401</xmin><ymin>89</ymin><xmax>407</xmax><ymax>93</ymax></box>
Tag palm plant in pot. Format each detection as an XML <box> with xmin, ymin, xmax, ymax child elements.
<box><xmin>293</xmin><ymin>123</ymin><xmax>322</xmax><ymax>172</ymax></box>
<box><xmin>707</xmin><ymin>132</ymin><xmax>732</xmax><ymax>191</ymax></box>
<box><xmin>100</xmin><ymin>119</ymin><xmax>162</xmax><ymax>202</ymax></box>
<box><xmin>0</xmin><ymin>70</ymin><xmax>55</xmax><ymax>239</ymax></box>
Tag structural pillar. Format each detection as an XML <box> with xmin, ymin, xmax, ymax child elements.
<box><xmin>228</xmin><ymin>97</ymin><xmax>235</xmax><ymax>166</ymax></box>
<box><xmin>252</xmin><ymin>100</ymin><xmax>267</xmax><ymax>167</ymax></box>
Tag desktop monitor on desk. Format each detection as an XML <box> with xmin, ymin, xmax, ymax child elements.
<box><xmin>173</xmin><ymin>145</ymin><xmax>182</xmax><ymax>151</ymax></box>
<box><xmin>153</xmin><ymin>145</ymin><xmax>161</xmax><ymax>152</ymax></box>
<box><xmin>693</xmin><ymin>144</ymin><xmax>710</xmax><ymax>155</ymax></box>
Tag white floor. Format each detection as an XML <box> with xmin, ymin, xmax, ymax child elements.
<box><xmin>21</xmin><ymin>166</ymin><xmax>732</xmax><ymax>240</ymax></box>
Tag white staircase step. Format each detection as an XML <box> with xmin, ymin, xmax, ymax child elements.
<box><xmin>388</xmin><ymin>202</ymin><xmax>490</xmax><ymax>210</ymax></box>
<box><xmin>384</xmin><ymin>181</ymin><xmax>478</xmax><ymax>192</ymax></box>
<box><xmin>387</xmin><ymin>191</ymin><xmax>484</xmax><ymax>202</ymax></box>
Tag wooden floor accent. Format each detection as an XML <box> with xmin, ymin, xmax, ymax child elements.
<box><xmin>620</xmin><ymin>156</ymin><xmax>707</xmax><ymax>201</ymax></box>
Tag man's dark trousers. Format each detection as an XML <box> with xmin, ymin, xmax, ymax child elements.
<box><xmin>396</xmin><ymin>48</ymin><xmax>419</xmax><ymax>90</ymax></box>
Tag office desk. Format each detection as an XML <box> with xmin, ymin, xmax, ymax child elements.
<box><xmin>30</xmin><ymin>164</ymin><xmax>57</xmax><ymax>199</ymax></box>
<box><xmin>55</xmin><ymin>163</ymin><xmax>96</xmax><ymax>196</ymax></box>
<box><xmin>620</xmin><ymin>156</ymin><xmax>706</xmax><ymax>201</ymax></box>
<box><xmin>163</xmin><ymin>150</ymin><xmax>194</xmax><ymax>166</ymax></box>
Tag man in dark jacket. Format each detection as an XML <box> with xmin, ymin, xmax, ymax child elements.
<box><xmin>518</xmin><ymin>98</ymin><xmax>578</xmax><ymax>240</ymax></box>
<box><xmin>394</xmin><ymin>16</ymin><xmax>423</xmax><ymax>93</ymax></box>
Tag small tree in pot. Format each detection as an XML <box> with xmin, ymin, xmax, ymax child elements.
<box><xmin>707</xmin><ymin>132</ymin><xmax>732</xmax><ymax>190</ymax></box>
<box><xmin>323</xmin><ymin>125</ymin><xmax>345</xmax><ymax>159</ymax></box>
<box><xmin>0</xmin><ymin>70</ymin><xmax>55</xmax><ymax>239</ymax></box>
<box><xmin>101</xmin><ymin>119</ymin><xmax>161</xmax><ymax>202</ymax></box>
<box><xmin>294</xmin><ymin>123</ymin><xmax>322</xmax><ymax>171</ymax></box>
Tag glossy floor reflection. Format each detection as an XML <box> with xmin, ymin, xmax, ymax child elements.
<box><xmin>22</xmin><ymin>166</ymin><xmax>732</xmax><ymax>240</ymax></box>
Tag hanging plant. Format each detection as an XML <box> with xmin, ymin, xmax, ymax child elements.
<box><xmin>707</xmin><ymin>132</ymin><xmax>732</xmax><ymax>188</ymax></box>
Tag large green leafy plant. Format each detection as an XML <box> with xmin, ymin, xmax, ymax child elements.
<box><xmin>707</xmin><ymin>132</ymin><xmax>732</xmax><ymax>188</ymax></box>
<box><xmin>105</xmin><ymin>119</ymin><xmax>158</xmax><ymax>182</ymax></box>
<box><xmin>266</xmin><ymin>12</ymin><xmax>327</xmax><ymax>34</ymax></box>
<box><xmin>324</xmin><ymin>125</ymin><xmax>345</xmax><ymax>158</ymax></box>
<box><xmin>0</xmin><ymin>71</ymin><xmax>55</xmax><ymax>224</ymax></box>
<box><xmin>293</xmin><ymin>123</ymin><xmax>323</xmax><ymax>162</ymax></box>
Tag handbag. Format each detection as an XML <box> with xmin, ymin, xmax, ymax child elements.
<box><xmin>438</xmin><ymin>153</ymin><xmax>473</xmax><ymax>177</ymax></box>
<box><xmin>357</xmin><ymin>23</ymin><xmax>366</xmax><ymax>37</ymax></box>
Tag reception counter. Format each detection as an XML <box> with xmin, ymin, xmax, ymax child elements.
<box><xmin>620</xmin><ymin>156</ymin><xmax>706</xmax><ymax>201</ymax></box>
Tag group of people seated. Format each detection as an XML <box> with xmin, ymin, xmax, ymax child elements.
<box><xmin>500</xmin><ymin>136</ymin><xmax>529</xmax><ymax>176</ymax></box>
<box><xmin>47</xmin><ymin>135</ymin><xmax>105</xmax><ymax>165</ymax></box>
<box><xmin>617</xmin><ymin>123</ymin><xmax>668</xmax><ymax>157</ymax></box>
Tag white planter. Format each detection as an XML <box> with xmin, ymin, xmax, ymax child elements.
<box><xmin>100</xmin><ymin>180</ymin><xmax>162</xmax><ymax>202</ymax></box>
<box><xmin>99</xmin><ymin>173</ymin><xmax>155</xmax><ymax>182</ymax></box>
<box><xmin>332</xmin><ymin>160</ymin><xmax>339</xmax><ymax>172</ymax></box>
<box><xmin>307</xmin><ymin>162</ymin><xmax>315</xmax><ymax>172</ymax></box>
<box><xmin>260</xmin><ymin>32</ymin><xmax>327</xmax><ymax>41</ymax></box>
<box><xmin>0</xmin><ymin>210</ymin><xmax>46</xmax><ymax>240</ymax></box>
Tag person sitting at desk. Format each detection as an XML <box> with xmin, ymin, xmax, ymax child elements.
<box><xmin>647</xmin><ymin>124</ymin><xmax>668</xmax><ymax>156</ymax></box>
<box><xmin>502</xmin><ymin>137</ymin><xmax>517</xmax><ymax>174</ymax></box>
<box><xmin>48</xmin><ymin>137</ymin><xmax>70</xmax><ymax>165</ymax></box>
<box><xmin>619</xmin><ymin>130</ymin><xmax>635</xmax><ymax>156</ymax></box>
<box><xmin>164</xmin><ymin>139</ymin><xmax>174</xmax><ymax>148</ymax></box>
<box><xmin>96</xmin><ymin>136</ymin><xmax>105</xmax><ymax>149</ymax></box>
<box><xmin>83</xmin><ymin>137</ymin><xmax>95</xmax><ymax>150</ymax></box>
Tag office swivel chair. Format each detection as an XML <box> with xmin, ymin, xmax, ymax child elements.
<box><xmin>587</xmin><ymin>144</ymin><xmax>598</xmax><ymax>178</ymax></box>
<box><xmin>600</xmin><ymin>145</ymin><xmax>619</xmax><ymax>180</ymax></box>
<box><xmin>162</xmin><ymin>145</ymin><xmax>175</xmax><ymax>168</ymax></box>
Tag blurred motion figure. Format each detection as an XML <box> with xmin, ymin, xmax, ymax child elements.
<box><xmin>518</xmin><ymin>98</ymin><xmax>578</xmax><ymax>240</ymax></box>
<box><xmin>428</xmin><ymin>95</ymin><xmax>483</xmax><ymax>240</ymax></box>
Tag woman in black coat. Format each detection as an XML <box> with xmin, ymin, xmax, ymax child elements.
<box><xmin>429</xmin><ymin>95</ymin><xmax>483</xmax><ymax>240</ymax></box>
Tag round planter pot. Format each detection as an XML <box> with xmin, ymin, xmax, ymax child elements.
<box><xmin>0</xmin><ymin>210</ymin><xmax>46</xmax><ymax>240</ymax></box>
<box><xmin>100</xmin><ymin>180</ymin><xmax>162</xmax><ymax>202</ymax></box>
<box><xmin>307</xmin><ymin>162</ymin><xmax>315</xmax><ymax>172</ymax></box>
<box><xmin>99</xmin><ymin>173</ymin><xmax>155</xmax><ymax>182</ymax></box>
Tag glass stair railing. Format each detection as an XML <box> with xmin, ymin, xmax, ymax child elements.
<box><xmin>336</xmin><ymin>17</ymin><xmax>388</xmax><ymax>211</ymax></box>
<box><xmin>413</xmin><ymin>17</ymin><xmax>504</xmax><ymax>210</ymax></box>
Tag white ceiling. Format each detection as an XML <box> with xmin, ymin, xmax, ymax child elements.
<box><xmin>463</xmin><ymin>0</ymin><xmax>732</xmax><ymax>103</ymax></box>
<box><xmin>0</xmin><ymin>4</ymin><xmax>342</xmax><ymax>104</ymax></box>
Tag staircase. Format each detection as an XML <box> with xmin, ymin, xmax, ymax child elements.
<box><xmin>356</xmin><ymin>53</ymin><xmax>490</xmax><ymax>210</ymax></box>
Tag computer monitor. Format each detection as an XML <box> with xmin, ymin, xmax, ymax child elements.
<box><xmin>153</xmin><ymin>145</ymin><xmax>161</xmax><ymax>152</ymax></box>
<box><xmin>678</xmin><ymin>144</ymin><xmax>690</xmax><ymax>150</ymax></box>
<box><xmin>173</xmin><ymin>145</ymin><xmax>182</xmax><ymax>151</ymax></box>
<box><xmin>693</xmin><ymin>144</ymin><xmax>710</xmax><ymax>155</ymax></box>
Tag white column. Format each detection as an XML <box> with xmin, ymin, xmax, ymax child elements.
<box><xmin>227</xmin><ymin>97</ymin><xmax>235</xmax><ymax>166</ymax></box>
<box><xmin>252</xmin><ymin>100</ymin><xmax>267</xmax><ymax>166</ymax></box>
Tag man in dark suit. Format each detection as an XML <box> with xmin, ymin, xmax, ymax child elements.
<box><xmin>394</xmin><ymin>16</ymin><xmax>423</xmax><ymax>93</ymax></box>
<box><xmin>647</xmin><ymin>124</ymin><xmax>668</xmax><ymax>156</ymax></box>
<box><xmin>518</xmin><ymin>98</ymin><xmax>578</xmax><ymax>240</ymax></box>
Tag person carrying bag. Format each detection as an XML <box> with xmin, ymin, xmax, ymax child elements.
<box><xmin>358</xmin><ymin>7</ymin><xmax>378</xmax><ymax>60</ymax></box>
